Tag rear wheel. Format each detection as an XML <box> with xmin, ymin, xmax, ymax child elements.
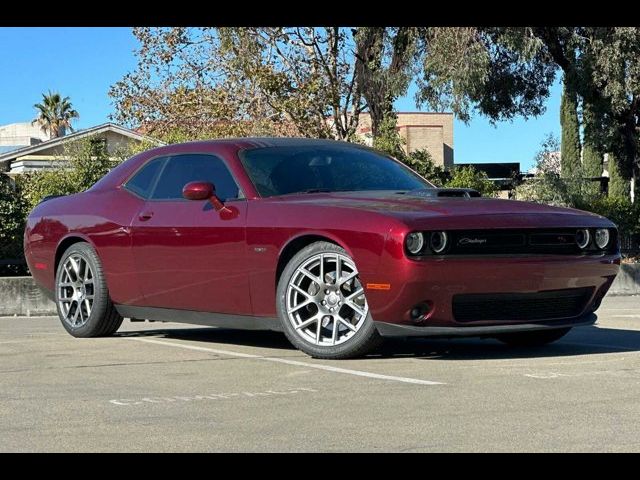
<box><xmin>55</xmin><ymin>242</ymin><xmax>123</xmax><ymax>338</ymax></box>
<box><xmin>277</xmin><ymin>241</ymin><xmax>382</xmax><ymax>359</ymax></box>
<box><xmin>495</xmin><ymin>327</ymin><xmax>571</xmax><ymax>347</ymax></box>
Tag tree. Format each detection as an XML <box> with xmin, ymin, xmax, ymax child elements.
<box><xmin>402</xmin><ymin>149</ymin><xmax>448</xmax><ymax>186</ymax></box>
<box><xmin>416</xmin><ymin>27</ymin><xmax>556</xmax><ymax>124</ymax></box>
<box><xmin>218</xmin><ymin>27</ymin><xmax>366</xmax><ymax>141</ymax></box>
<box><xmin>514</xmin><ymin>134</ymin><xmax>576</xmax><ymax>206</ymax></box>
<box><xmin>560</xmin><ymin>80</ymin><xmax>581</xmax><ymax>177</ymax></box>
<box><xmin>19</xmin><ymin>135</ymin><xmax>137</xmax><ymax>210</ymax></box>
<box><xmin>111</xmin><ymin>27</ymin><xmax>366</xmax><ymax>142</ymax></box>
<box><xmin>110</xmin><ymin>28</ymin><xmax>269</xmax><ymax>141</ymax></box>
<box><xmin>531</xmin><ymin>27</ymin><xmax>640</xmax><ymax>196</ymax></box>
<box><xmin>32</xmin><ymin>91</ymin><xmax>79</xmax><ymax>138</ymax></box>
<box><xmin>607</xmin><ymin>152</ymin><xmax>631</xmax><ymax>199</ymax></box>
<box><xmin>445</xmin><ymin>165</ymin><xmax>499</xmax><ymax>197</ymax></box>
<box><xmin>582</xmin><ymin>102</ymin><xmax>603</xmax><ymax>178</ymax></box>
<box><xmin>0</xmin><ymin>174</ymin><xmax>29</xmax><ymax>274</ymax></box>
<box><xmin>354</xmin><ymin>27</ymin><xmax>418</xmax><ymax>140</ymax></box>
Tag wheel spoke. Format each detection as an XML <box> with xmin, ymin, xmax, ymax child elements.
<box><xmin>288</xmin><ymin>298</ymin><xmax>313</xmax><ymax>314</ymax></box>
<box><xmin>344</xmin><ymin>299</ymin><xmax>366</xmax><ymax>317</ymax></box>
<box><xmin>295</xmin><ymin>315</ymin><xmax>320</xmax><ymax>330</ymax></box>
<box><xmin>345</xmin><ymin>287</ymin><xmax>364</xmax><ymax>301</ymax></box>
<box><xmin>331</xmin><ymin>317</ymin><xmax>338</xmax><ymax>345</ymax></box>
<box><xmin>84</xmin><ymin>298</ymin><xmax>92</xmax><ymax>317</ymax></box>
<box><xmin>335</xmin><ymin>254</ymin><xmax>341</xmax><ymax>283</ymax></box>
<box><xmin>69</xmin><ymin>257</ymin><xmax>81</xmax><ymax>281</ymax></box>
<box><xmin>315</xmin><ymin>317</ymin><xmax>322</xmax><ymax>343</ymax></box>
<box><xmin>299</xmin><ymin>268</ymin><xmax>321</xmax><ymax>284</ymax></box>
<box><xmin>319</xmin><ymin>254</ymin><xmax>324</xmax><ymax>283</ymax></box>
<box><xmin>338</xmin><ymin>271</ymin><xmax>357</xmax><ymax>286</ymax></box>
<box><xmin>290</xmin><ymin>283</ymin><xmax>312</xmax><ymax>299</ymax></box>
<box><xmin>337</xmin><ymin>315</ymin><xmax>357</xmax><ymax>332</ymax></box>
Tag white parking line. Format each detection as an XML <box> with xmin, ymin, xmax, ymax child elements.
<box><xmin>129</xmin><ymin>337</ymin><xmax>445</xmax><ymax>386</ymax></box>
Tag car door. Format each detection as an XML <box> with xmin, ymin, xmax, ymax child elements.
<box><xmin>130</xmin><ymin>153</ymin><xmax>251</xmax><ymax>315</ymax></box>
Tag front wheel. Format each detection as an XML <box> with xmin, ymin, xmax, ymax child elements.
<box><xmin>277</xmin><ymin>241</ymin><xmax>382</xmax><ymax>359</ymax></box>
<box><xmin>55</xmin><ymin>242</ymin><xmax>123</xmax><ymax>338</ymax></box>
<box><xmin>495</xmin><ymin>327</ymin><xmax>572</xmax><ymax>347</ymax></box>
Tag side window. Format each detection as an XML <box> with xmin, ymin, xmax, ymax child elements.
<box><xmin>150</xmin><ymin>154</ymin><xmax>240</xmax><ymax>201</ymax></box>
<box><xmin>124</xmin><ymin>157</ymin><xmax>165</xmax><ymax>198</ymax></box>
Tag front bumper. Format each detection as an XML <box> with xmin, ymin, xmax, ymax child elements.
<box><xmin>375</xmin><ymin>313</ymin><xmax>597</xmax><ymax>337</ymax></box>
<box><xmin>364</xmin><ymin>254</ymin><xmax>620</xmax><ymax>327</ymax></box>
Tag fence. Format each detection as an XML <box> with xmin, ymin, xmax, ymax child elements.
<box><xmin>620</xmin><ymin>234</ymin><xmax>640</xmax><ymax>256</ymax></box>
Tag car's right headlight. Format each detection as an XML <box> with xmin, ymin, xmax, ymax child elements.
<box><xmin>405</xmin><ymin>232</ymin><xmax>425</xmax><ymax>255</ymax></box>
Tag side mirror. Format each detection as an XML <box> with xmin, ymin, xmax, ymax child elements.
<box><xmin>182</xmin><ymin>181</ymin><xmax>214</xmax><ymax>200</ymax></box>
<box><xmin>182</xmin><ymin>181</ymin><xmax>226</xmax><ymax>211</ymax></box>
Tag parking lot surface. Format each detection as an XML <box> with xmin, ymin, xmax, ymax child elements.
<box><xmin>1</xmin><ymin>295</ymin><xmax>639</xmax><ymax>452</ymax></box>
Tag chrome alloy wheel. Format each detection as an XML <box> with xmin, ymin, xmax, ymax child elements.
<box><xmin>286</xmin><ymin>252</ymin><xmax>369</xmax><ymax>346</ymax></box>
<box><xmin>57</xmin><ymin>254</ymin><xmax>95</xmax><ymax>328</ymax></box>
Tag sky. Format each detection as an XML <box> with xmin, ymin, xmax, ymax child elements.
<box><xmin>0</xmin><ymin>27</ymin><xmax>563</xmax><ymax>171</ymax></box>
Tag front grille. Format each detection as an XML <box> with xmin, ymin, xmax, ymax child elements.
<box><xmin>444</xmin><ymin>228</ymin><xmax>617</xmax><ymax>255</ymax></box>
<box><xmin>452</xmin><ymin>287</ymin><xmax>594</xmax><ymax>322</ymax></box>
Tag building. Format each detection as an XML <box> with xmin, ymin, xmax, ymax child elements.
<box><xmin>0</xmin><ymin>122</ymin><xmax>49</xmax><ymax>155</ymax></box>
<box><xmin>0</xmin><ymin>123</ymin><xmax>160</xmax><ymax>175</ymax></box>
<box><xmin>355</xmin><ymin>112</ymin><xmax>454</xmax><ymax>169</ymax></box>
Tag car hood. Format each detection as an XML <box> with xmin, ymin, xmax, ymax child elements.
<box><xmin>272</xmin><ymin>191</ymin><xmax>614</xmax><ymax>229</ymax></box>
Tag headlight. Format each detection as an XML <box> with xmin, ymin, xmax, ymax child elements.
<box><xmin>594</xmin><ymin>228</ymin><xmax>610</xmax><ymax>249</ymax></box>
<box><xmin>576</xmin><ymin>229</ymin><xmax>591</xmax><ymax>249</ymax></box>
<box><xmin>405</xmin><ymin>232</ymin><xmax>425</xmax><ymax>255</ymax></box>
<box><xmin>430</xmin><ymin>231</ymin><xmax>448</xmax><ymax>253</ymax></box>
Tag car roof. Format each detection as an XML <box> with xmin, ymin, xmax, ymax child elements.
<box><xmin>163</xmin><ymin>137</ymin><xmax>371</xmax><ymax>151</ymax></box>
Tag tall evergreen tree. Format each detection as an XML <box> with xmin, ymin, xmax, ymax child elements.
<box><xmin>560</xmin><ymin>80</ymin><xmax>581</xmax><ymax>178</ymax></box>
<box><xmin>608</xmin><ymin>152</ymin><xmax>630</xmax><ymax>199</ymax></box>
<box><xmin>581</xmin><ymin>103</ymin><xmax>603</xmax><ymax>178</ymax></box>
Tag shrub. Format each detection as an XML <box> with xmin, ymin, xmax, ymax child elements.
<box><xmin>401</xmin><ymin>149</ymin><xmax>449</xmax><ymax>187</ymax></box>
<box><xmin>0</xmin><ymin>174</ymin><xmax>29</xmax><ymax>275</ymax></box>
<box><xmin>575</xmin><ymin>196</ymin><xmax>640</xmax><ymax>236</ymax></box>
<box><xmin>19</xmin><ymin>135</ymin><xmax>136</xmax><ymax>210</ymax></box>
<box><xmin>445</xmin><ymin>165</ymin><xmax>499</xmax><ymax>197</ymax></box>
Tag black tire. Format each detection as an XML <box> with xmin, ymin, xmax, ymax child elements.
<box><xmin>55</xmin><ymin>242</ymin><xmax>123</xmax><ymax>338</ymax></box>
<box><xmin>277</xmin><ymin>241</ymin><xmax>382</xmax><ymax>359</ymax></box>
<box><xmin>495</xmin><ymin>327</ymin><xmax>572</xmax><ymax>347</ymax></box>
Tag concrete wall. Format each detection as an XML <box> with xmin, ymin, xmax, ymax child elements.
<box><xmin>1</xmin><ymin>264</ymin><xmax>638</xmax><ymax>317</ymax></box>
<box><xmin>607</xmin><ymin>263</ymin><xmax>640</xmax><ymax>296</ymax></box>
<box><xmin>0</xmin><ymin>277</ymin><xmax>55</xmax><ymax>316</ymax></box>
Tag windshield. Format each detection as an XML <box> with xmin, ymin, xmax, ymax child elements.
<box><xmin>239</xmin><ymin>145</ymin><xmax>431</xmax><ymax>197</ymax></box>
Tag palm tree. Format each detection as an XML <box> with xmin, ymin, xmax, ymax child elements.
<box><xmin>32</xmin><ymin>91</ymin><xmax>80</xmax><ymax>139</ymax></box>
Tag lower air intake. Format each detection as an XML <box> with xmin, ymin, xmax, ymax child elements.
<box><xmin>452</xmin><ymin>287</ymin><xmax>594</xmax><ymax>322</ymax></box>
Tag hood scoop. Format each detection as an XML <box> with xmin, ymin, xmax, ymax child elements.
<box><xmin>407</xmin><ymin>188</ymin><xmax>482</xmax><ymax>198</ymax></box>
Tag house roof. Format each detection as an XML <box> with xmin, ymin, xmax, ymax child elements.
<box><xmin>0</xmin><ymin>122</ymin><xmax>162</xmax><ymax>166</ymax></box>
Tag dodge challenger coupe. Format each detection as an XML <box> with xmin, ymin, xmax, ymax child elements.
<box><xmin>24</xmin><ymin>138</ymin><xmax>621</xmax><ymax>359</ymax></box>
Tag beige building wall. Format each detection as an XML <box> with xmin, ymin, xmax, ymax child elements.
<box><xmin>356</xmin><ymin>112</ymin><xmax>454</xmax><ymax>169</ymax></box>
<box><xmin>0</xmin><ymin>122</ymin><xmax>49</xmax><ymax>146</ymax></box>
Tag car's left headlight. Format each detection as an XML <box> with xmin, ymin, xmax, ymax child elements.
<box><xmin>594</xmin><ymin>228</ymin><xmax>611</xmax><ymax>250</ymax></box>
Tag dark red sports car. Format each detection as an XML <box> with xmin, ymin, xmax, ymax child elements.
<box><xmin>24</xmin><ymin>138</ymin><xmax>621</xmax><ymax>359</ymax></box>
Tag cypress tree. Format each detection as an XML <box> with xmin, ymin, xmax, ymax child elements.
<box><xmin>582</xmin><ymin>103</ymin><xmax>603</xmax><ymax>178</ymax></box>
<box><xmin>608</xmin><ymin>152</ymin><xmax>631</xmax><ymax>199</ymax></box>
<box><xmin>560</xmin><ymin>80</ymin><xmax>582</xmax><ymax>178</ymax></box>
<box><xmin>581</xmin><ymin>102</ymin><xmax>603</xmax><ymax>196</ymax></box>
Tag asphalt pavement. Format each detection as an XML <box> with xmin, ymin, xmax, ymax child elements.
<box><xmin>1</xmin><ymin>295</ymin><xmax>639</xmax><ymax>452</ymax></box>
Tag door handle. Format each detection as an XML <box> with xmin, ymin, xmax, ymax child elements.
<box><xmin>138</xmin><ymin>211</ymin><xmax>154</xmax><ymax>221</ymax></box>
